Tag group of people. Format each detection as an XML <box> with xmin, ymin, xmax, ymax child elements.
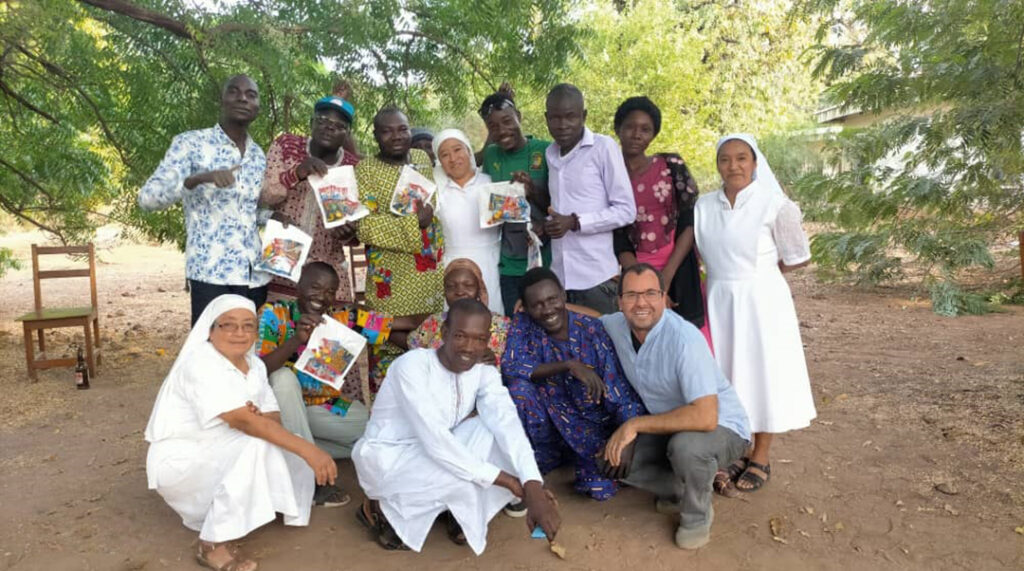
<box><xmin>141</xmin><ymin>74</ymin><xmax>817</xmax><ymax>571</ymax></box>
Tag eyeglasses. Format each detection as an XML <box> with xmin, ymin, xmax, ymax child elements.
<box><xmin>214</xmin><ymin>321</ymin><xmax>258</xmax><ymax>334</ymax></box>
<box><xmin>313</xmin><ymin>114</ymin><xmax>350</xmax><ymax>131</ymax></box>
<box><xmin>620</xmin><ymin>289</ymin><xmax>663</xmax><ymax>303</ymax></box>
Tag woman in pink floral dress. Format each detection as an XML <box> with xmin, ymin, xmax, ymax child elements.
<box><xmin>612</xmin><ymin>96</ymin><xmax>712</xmax><ymax>349</ymax></box>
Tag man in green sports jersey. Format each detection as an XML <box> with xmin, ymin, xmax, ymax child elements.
<box><xmin>478</xmin><ymin>91</ymin><xmax>553</xmax><ymax>316</ymax></box>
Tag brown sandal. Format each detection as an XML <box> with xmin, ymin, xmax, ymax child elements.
<box><xmin>196</xmin><ymin>541</ymin><xmax>258</xmax><ymax>571</ymax></box>
<box><xmin>713</xmin><ymin>470</ymin><xmax>741</xmax><ymax>498</ymax></box>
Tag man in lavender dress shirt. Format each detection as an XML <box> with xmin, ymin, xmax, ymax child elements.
<box><xmin>543</xmin><ymin>84</ymin><xmax>637</xmax><ymax>315</ymax></box>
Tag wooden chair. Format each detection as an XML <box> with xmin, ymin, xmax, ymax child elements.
<box><xmin>15</xmin><ymin>244</ymin><xmax>101</xmax><ymax>381</ymax></box>
<box><xmin>346</xmin><ymin>245</ymin><xmax>368</xmax><ymax>303</ymax></box>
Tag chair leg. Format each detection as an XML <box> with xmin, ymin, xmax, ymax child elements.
<box><xmin>83</xmin><ymin>323</ymin><xmax>96</xmax><ymax>379</ymax></box>
<box><xmin>37</xmin><ymin>329</ymin><xmax>45</xmax><ymax>352</ymax></box>
<box><xmin>93</xmin><ymin>317</ymin><xmax>102</xmax><ymax>367</ymax></box>
<box><xmin>23</xmin><ymin>323</ymin><xmax>37</xmax><ymax>381</ymax></box>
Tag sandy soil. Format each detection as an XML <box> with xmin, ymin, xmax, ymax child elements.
<box><xmin>0</xmin><ymin>229</ymin><xmax>1021</xmax><ymax>571</ymax></box>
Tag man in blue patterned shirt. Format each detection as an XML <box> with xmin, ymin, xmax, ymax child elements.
<box><xmin>138</xmin><ymin>74</ymin><xmax>271</xmax><ymax>324</ymax></box>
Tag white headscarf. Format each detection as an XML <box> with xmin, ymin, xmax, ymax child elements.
<box><xmin>144</xmin><ymin>294</ymin><xmax>256</xmax><ymax>443</ymax></box>
<box><xmin>715</xmin><ymin>133</ymin><xmax>785</xmax><ymax>197</ymax></box>
<box><xmin>432</xmin><ymin>128</ymin><xmax>478</xmax><ymax>189</ymax></box>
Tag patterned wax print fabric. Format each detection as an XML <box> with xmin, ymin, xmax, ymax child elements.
<box><xmin>354</xmin><ymin>150</ymin><xmax>445</xmax><ymax>316</ymax></box>
<box><xmin>260</xmin><ymin>133</ymin><xmax>359</xmax><ymax>303</ymax></box>
<box><xmin>257</xmin><ymin>299</ymin><xmax>392</xmax><ymax>411</ymax></box>
<box><xmin>138</xmin><ymin>124</ymin><xmax>270</xmax><ymax>287</ymax></box>
<box><xmin>355</xmin><ymin>150</ymin><xmax>445</xmax><ymax>395</ymax></box>
<box><xmin>501</xmin><ymin>311</ymin><xmax>646</xmax><ymax>500</ymax></box>
<box><xmin>407</xmin><ymin>311</ymin><xmax>511</xmax><ymax>369</ymax></box>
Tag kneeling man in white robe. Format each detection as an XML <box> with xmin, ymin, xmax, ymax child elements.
<box><xmin>353</xmin><ymin>298</ymin><xmax>561</xmax><ymax>555</ymax></box>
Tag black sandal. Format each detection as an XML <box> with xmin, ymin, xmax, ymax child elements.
<box><xmin>736</xmin><ymin>461</ymin><xmax>771</xmax><ymax>492</ymax></box>
<box><xmin>725</xmin><ymin>457</ymin><xmax>749</xmax><ymax>483</ymax></box>
<box><xmin>442</xmin><ymin>511</ymin><xmax>468</xmax><ymax>546</ymax></box>
<box><xmin>356</xmin><ymin>500</ymin><xmax>410</xmax><ymax>551</ymax></box>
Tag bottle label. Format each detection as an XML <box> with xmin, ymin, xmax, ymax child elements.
<box><xmin>75</xmin><ymin>372</ymin><xmax>84</xmax><ymax>386</ymax></box>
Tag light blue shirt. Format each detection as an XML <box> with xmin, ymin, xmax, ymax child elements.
<box><xmin>546</xmin><ymin>128</ymin><xmax>636</xmax><ymax>290</ymax></box>
<box><xmin>138</xmin><ymin>124</ymin><xmax>271</xmax><ymax>287</ymax></box>
<box><xmin>600</xmin><ymin>310</ymin><xmax>751</xmax><ymax>442</ymax></box>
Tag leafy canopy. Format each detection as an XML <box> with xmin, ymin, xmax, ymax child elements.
<box><xmin>796</xmin><ymin>0</ymin><xmax>1024</xmax><ymax>315</ymax></box>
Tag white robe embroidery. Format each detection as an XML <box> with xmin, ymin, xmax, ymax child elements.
<box><xmin>353</xmin><ymin>348</ymin><xmax>542</xmax><ymax>555</ymax></box>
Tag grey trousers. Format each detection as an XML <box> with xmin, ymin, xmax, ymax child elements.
<box><xmin>566</xmin><ymin>278</ymin><xmax>619</xmax><ymax>315</ymax></box>
<box><xmin>623</xmin><ymin>427</ymin><xmax>748</xmax><ymax>529</ymax></box>
<box><xmin>268</xmin><ymin>368</ymin><xmax>369</xmax><ymax>459</ymax></box>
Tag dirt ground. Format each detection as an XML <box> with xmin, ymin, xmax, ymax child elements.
<box><xmin>0</xmin><ymin>228</ymin><xmax>1021</xmax><ymax>571</ymax></box>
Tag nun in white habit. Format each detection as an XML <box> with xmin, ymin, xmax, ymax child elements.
<box><xmin>145</xmin><ymin>294</ymin><xmax>336</xmax><ymax>571</ymax></box>
<box><xmin>694</xmin><ymin>134</ymin><xmax>816</xmax><ymax>494</ymax></box>
<box><xmin>433</xmin><ymin>128</ymin><xmax>505</xmax><ymax>315</ymax></box>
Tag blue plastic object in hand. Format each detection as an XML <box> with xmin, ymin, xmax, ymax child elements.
<box><xmin>531</xmin><ymin>525</ymin><xmax>547</xmax><ymax>539</ymax></box>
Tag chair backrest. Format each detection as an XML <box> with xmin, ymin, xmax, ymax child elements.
<box><xmin>31</xmin><ymin>243</ymin><xmax>97</xmax><ymax>313</ymax></box>
<box><xmin>346</xmin><ymin>245</ymin><xmax>368</xmax><ymax>303</ymax></box>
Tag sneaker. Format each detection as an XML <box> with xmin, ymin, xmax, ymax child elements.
<box><xmin>674</xmin><ymin>505</ymin><xmax>714</xmax><ymax>550</ymax></box>
<box><xmin>313</xmin><ymin>484</ymin><xmax>351</xmax><ymax>508</ymax></box>
<box><xmin>503</xmin><ymin>501</ymin><xmax>527</xmax><ymax>518</ymax></box>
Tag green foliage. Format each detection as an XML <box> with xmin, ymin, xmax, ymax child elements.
<box><xmin>0</xmin><ymin>247</ymin><xmax>20</xmax><ymax>277</ymax></box>
<box><xmin>496</xmin><ymin>0</ymin><xmax>822</xmax><ymax>187</ymax></box>
<box><xmin>795</xmin><ymin>0</ymin><xmax>1024</xmax><ymax>315</ymax></box>
<box><xmin>0</xmin><ymin>0</ymin><xmax>583</xmax><ymax>247</ymax></box>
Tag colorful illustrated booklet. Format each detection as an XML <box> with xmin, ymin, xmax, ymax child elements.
<box><xmin>309</xmin><ymin>165</ymin><xmax>369</xmax><ymax>228</ymax></box>
<box><xmin>477</xmin><ymin>181</ymin><xmax>530</xmax><ymax>228</ymax></box>
<box><xmin>390</xmin><ymin>165</ymin><xmax>437</xmax><ymax>216</ymax></box>
<box><xmin>255</xmin><ymin>219</ymin><xmax>313</xmax><ymax>282</ymax></box>
<box><xmin>294</xmin><ymin>315</ymin><xmax>368</xmax><ymax>391</ymax></box>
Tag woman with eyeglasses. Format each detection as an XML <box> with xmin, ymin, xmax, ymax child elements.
<box><xmin>260</xmin><ymin>87</ymin><xmax>361</xmax><ymax>306</ymax></box>
<box><xmin>146</xmin><ymin>294</ymin><xmax>336</xmax><ymax>571</ymax></box>
<box><xmin>693</xmin><ymin>134</ymin><xmax>816</xmax><ymax>494</ymax></box>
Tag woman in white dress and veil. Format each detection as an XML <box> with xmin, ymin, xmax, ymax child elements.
<box><xmin>433</xmin><ymin>128</ymin><xmax>505</xmax><ymax>315</ymax></box>
<box><xmin>694</xmin><ymin>134</ymin><xmax>816</xmax><ymax>493</ymax></box>
<box><xmin>145</xmin><ymin>294</ymin><xmax>337</xmax><ymax>570</ymax></box>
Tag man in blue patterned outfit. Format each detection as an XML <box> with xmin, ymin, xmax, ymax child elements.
<box><xmin>501</xmin><ymin>267</ymin><xmax>645</xmax><ymax>501</ymax></box>
<box><xmin>138</xmin><ymin>74</ymin><xmax>271</xmax><ymax>324</ymax></box>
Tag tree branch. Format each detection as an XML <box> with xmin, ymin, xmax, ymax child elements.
<box><xmin>76</xmin><ymin>0</ymin><xmax>194</xmax><ymax>39</ymax></box>
<box><xmin>394</xmin><ymin>30</ymin><xmax>496</xmax><ymax>90</ymax></box>
<box><xmin>13</xmin><ymin>45</ymin><xmax>131</xmax><ymax>167</ymax></box>
<box><xmin>0</xmin><ymin>79</ymin><xmax>59</xmax><ymax>124</ymax></box>
<box><xmin>0</xmin><ymin>190</ymin><xmax>64</xmax><ymax>240</ymax></box>
<box><xmin>0</xmin><ymin>156</ymin><xmax>56</xmax><ymax>201</ymax></box>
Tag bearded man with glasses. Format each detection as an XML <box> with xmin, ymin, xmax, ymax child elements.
<box><xmin>596</xmin><ymin>263</ymin><xmax>751</xmax><ymax>550</ymax></box>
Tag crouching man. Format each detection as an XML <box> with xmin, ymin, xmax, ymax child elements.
<box><xmin>352</xmin><ymin>298</ymin><xmax>561</xmax><ymax>554</ymax></box>
<box><xmin>598</xmin><ymin>263</ymin><xmax>751</xmax><ymax>549</ymax></box>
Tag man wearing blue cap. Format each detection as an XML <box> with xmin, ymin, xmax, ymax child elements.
<box><xmin>258</xmin><ymin>90</ymin><xmax>365</xmax><ymax>509</ymax></box>
<box><xmin>260</xmin><ymin>90</ymin><xmax>360</xmax><ymax>306</ymax></box>
<box><xmin>139</xmin><ymin>74</ymin><xmax>271</xmax><ymax>325</ymax></box>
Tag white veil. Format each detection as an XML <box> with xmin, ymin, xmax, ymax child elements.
<box><xmin>431</xmin><ymin>128</ymin><xmax>478</xmax><ymax>198</ymax></box>
<box><xmin>144</xmin><ymin>294</ymin><xmax>256</xmax><ymax>443</ymax></box>
<box><xmin>715</xmin><ymin>133</ymin><xmax>785</xmax><ymax>197</ymax></box>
